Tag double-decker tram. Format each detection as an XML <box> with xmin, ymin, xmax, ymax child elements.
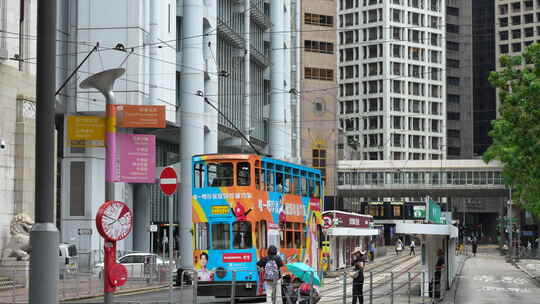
<box><xmin>191</xmin><ymin>154</ymin><xmax>325</xmax><ymax>298</ymax></box>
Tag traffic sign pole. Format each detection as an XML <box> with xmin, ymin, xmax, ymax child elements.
<box><xmin>159</xmin><ymin>166</ymin><xmax>178</xmax><ymax>304</ymax></box>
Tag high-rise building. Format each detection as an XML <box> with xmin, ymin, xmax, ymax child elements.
<box><xmin>299</xmin><ymin>0</ymin><xmax>338</xmax><ymax>203</ymax></box>
<box><xmin>337</xmin><ymin>0</ymin><xmax>446</xmax><ymax>161</ymax></box>
<box><xmin>445</xmin><ymin>0</ymin><xmax>496</xmax><ymax>159</ymax></box>
<box><xmin>472</xmin><ymin>0</ymin><xmax>496</xmax><ymax>156</ymax></box>
<box><xmin>446</xmin><ymin>0</ymin><xmax>473</xmax><ymax>159</ymax></box>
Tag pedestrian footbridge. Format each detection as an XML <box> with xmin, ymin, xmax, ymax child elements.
<box><xmin>337</xmin><ymin>159</ymin><xmax>507</xmax><ymax>197</ymax></box>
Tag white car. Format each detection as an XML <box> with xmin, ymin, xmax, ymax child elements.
<box><xmin>94</xmin><ymin>253</ymin><xmax>175</xmax><ymax>279</ymax></box>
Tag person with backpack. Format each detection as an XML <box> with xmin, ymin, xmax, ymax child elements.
<box><xmin>257</xmin><ymin>245</ymin><xmax>284</xmax><ymax>304</ymax></box>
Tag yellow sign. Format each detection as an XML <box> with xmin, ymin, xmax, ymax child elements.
<box><xmin>67</xmin><ymin>116</ymin><xmax>106</xmax><ymax>147</ymax></box>
<box><xmin>211</xmin><ymin>205</ymin><xmax>230</xmax><ymax>216</ymax></box>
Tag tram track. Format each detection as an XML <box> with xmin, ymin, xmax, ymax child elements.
<box><xmin>319</xmin><ymin>255</ymin><xmax>420</xmax><ymax>302</ymax></box>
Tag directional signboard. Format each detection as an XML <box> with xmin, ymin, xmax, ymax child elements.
<box><xmin>117</xmin><ymin>105</ymin><xmax>166</xmax><ymax>128</ymax></box>
<box><xmin>107</xmin><ymin>133</ymin><xmax>156</xmax><ymax>183</ymax></box>
<box><xmin>67</xmin><ymin>115</ymin><xmax>106</xmax><ymax>147</ymax></box>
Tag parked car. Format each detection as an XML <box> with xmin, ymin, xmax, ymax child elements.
<box><xmin>94</xmin><ymin>253</ymin><xmax>175</xmax><ymax>280</ymax></box>
<box><xmin>59</xmin><ymin>243</ymin><xmax>78</xmax><ymax>279</ymax></box>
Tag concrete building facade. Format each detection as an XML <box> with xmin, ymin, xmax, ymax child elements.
<box><xmin>0</xmin><ymin>0</ymin><xmax>37</xmax><ymax>255</ymax></box>
<box><xmin>299</xmin><ymin>0</ymin><xmax>338</xmax><ymax>203</ymax></box>
<box><xmin>337</xmin><ymin>0</ymin><xmax>447</xmax><ymax>161</ymax></box>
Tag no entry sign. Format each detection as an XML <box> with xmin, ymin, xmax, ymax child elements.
<box><xmin>159</xmin><ymin>167</ymin><xmax>177</xmax><ymax>196</ymax></box>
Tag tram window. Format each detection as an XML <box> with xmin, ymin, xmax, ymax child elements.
<box><xmin>280</xmin><ymin>230</ymin><xmax>286</xmax><ymax>248</ymax></box>
<box><xmin>194</xmin><ymin>162</ymin><xmax>205</xmax><ymax>188</ymax></box>
<box><xmin>276</xmin><ymin>171</ymin><xmax>284</xmax><ymax>192</ymax></box>
<box><xmin>301</xmin><ymin>224</ymin><xmax>306</xmax><ymax>248</ymax></box>
<box><xmin>267</xmin><ymin>170</ymin><xmax>274</xmax><ymax>192</ymax></box>
<box><xmin>285</xmin><ymin>222</ymin><xmax>294</xmax><ymax>248</ymax></box>
<box><xmin>313</xmin><ymin>180</ymin><xmax>321</xmax><ymax>198</ymax></box>
<box><xmin>260</xmin><ymin>221</ymin><xmax>267</xmax><ymax>249</ymax></box>
<box><xmin>195</xmin><ymin>223</ymin><xmax>209</xmax><ymax>250</ymax></box>
<box><xmin>208</xmin><ymin>163</ymin><xmax>234</xmax><ymax>187</ymax></box>
<box><xmin>284</xmin><ymin>172</ymin><xmax>291</xmax><ymax>194</ymax></box>
<box><xmin>255</xmin><ymin>161</ymin><xmax>261</xmax><ymax>190</ymax></box>
<box><xmin>294</xmin><ymin>223</ymin><xmax>302</xmax><ymax>248</ymax></box>
<box><xmin>301</xmin><ymin>175</ymin><xmax>308</xmax><ymax>196</ymax></box>
<box><xmin>307</xmin><ymin>177</ymin><xmax>314</xmax><ymax>197</ymax></box>
<box><xmin>212</xmin><ymin>223</ymin><xmax>230</xmax><ymax>249</ymax></box>
<box><xmin>233</xmin><ymin>221</ymin><xmax>252</xmax><ymax>249</ymax></box>
<box><xmin>293</xmin><ymin>175</ymin><xmax>300</xmax><ymax>195</ymax></box>
<box><xmin>237</xmin><ymin>162</ymin><xmax>251</xmax><ymax>186</ymax></box>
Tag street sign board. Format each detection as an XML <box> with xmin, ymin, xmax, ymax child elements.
<box><xmin>159</xmin><ymin>167</ymin><xmax>178</xmax><ymax>196</ymax></box>
<box><xmin>67</xmin><ymin>115</ymin><xmax>106</xmax><ymax>147</ymax></box>
<box><xmin>427</xmin><ymin>199</ymin><xmax>444</xmax><ymax>224</ymax></box>
<box><xmin>413</xmin><ymin>205</ymin><xmax>426</xmax><ymax>219</ymax></box>
<box><xmin>107</xmin><ymin>133</ymin><xmax>156</xmax><ymax>183</ymax></box>
<box><xmin>149</xmin><ymin>224</ymin><xmax>158</xmax><ymax>232</ymax></box>
<box><xmin>117</xmin><ymin>105</ymin><xmax>166</xmax><ymax>128</ymax></box>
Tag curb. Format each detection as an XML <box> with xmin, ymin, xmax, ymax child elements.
<box><xmin>59</xmin><ymin>284</ymin><xmax>169</xmax><ymax>302</ymax></box>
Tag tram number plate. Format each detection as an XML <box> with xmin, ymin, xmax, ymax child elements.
<box><xmin>211</xmin><ymin>205</ymin><xmax>230</xmax><ymax>215</ymax></box>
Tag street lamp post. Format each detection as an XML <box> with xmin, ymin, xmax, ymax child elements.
<box><xmin>507</xmin><ymin>188</ymin><xmax>513</xmax><ymax>262</ymax></box>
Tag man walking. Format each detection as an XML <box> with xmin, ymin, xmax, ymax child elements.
<box><xmin>350</xmin><ymin>247</ymin><xmax>365</xmax><ymax>304</ymax></box>
<box><xmin>409</xmin><ymin>239</ymin><xmax>416</xmax><ymax>256</ymax></box>
<box><xmin>257</xmin><ymin>245</ymin><xmax>284</xmax><ymax>304</ymax></box>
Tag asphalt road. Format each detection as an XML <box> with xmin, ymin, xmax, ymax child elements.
<box><xmin>452</xmin><ymin>248</ymin><xmax>540</xmax><ymax>304</ymax></box>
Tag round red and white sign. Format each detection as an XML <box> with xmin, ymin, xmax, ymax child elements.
<box><xmin>159</xmin><ymin>167</ymin><xmax>177</xmax><ymax>196</ymax></box>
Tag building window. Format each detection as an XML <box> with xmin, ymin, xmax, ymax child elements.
<box><xmin>525</xmin><ymin>27</ymin><xmax>534</xmax><ymax>37</ymax></box>
<box><xmin>305</xmin><ymin>40</ymin><xmax>334</xmax><ymax>54</ymax></box>
<box><xmin>447</xmin><ymin>6</ymin><xmax>459</xmax><ymax>16</ymax></box>
<box><xmin>512</xmin><ymin>43</ymin><xmax>522</xmax><ymax>52</ymax></box>
<box><xmin>499</xmin><ymin>31</ymin><xmax>508</xmax><ymax>41</ymax></box>
<box><xmin>447</xmin><ymin>41</ymin><xmax>459</xmax><ymax>51</ymax></box>
<box><xmin>447</xmin><ymin>59</ymin><xmax>459</xmax><ymax>68</ymax></box>
<box><xmin>447</xmin><ymin>112</ymin><xmax>460</xmax><ymax>120</ymax></box>
<box><xmin>312</xmin><ymin>145</ymin><xmax>327</xmax><ymax>177</ymax></box>
<box><xmin>511</xmin><ymin>15</ymin><xmax>521</xmax><ymax>26</ymax></box>
<box><xmin>499</xmin><ymin>4</ymin><xmax>508</xmax><ymax>15</ymax></box>
<box><xmin>448</xmin><ymin>94</ymin><xmax>460</xmax><ymax>103</ymax></box>
<box><xmin>446</xmin><ymin>23</ymin><xmax>459</xmax><ymax>34</ymax></box>
<box><xmin>447</xmin><ymin>76</ymin><xmax>460</xmax><ymax>86</ymax></box>
<box><xmin>305</xmin><ymin>13</ymin><xmax>334</xmax><ymax>27</ymax></box>
<box><xmin>500</xmin><ymin>44</ymin><xmax>509</xmax><ymax>54</ymax></box>
<box><xmin>512</xmin><ymin>29</ymin><xmax>521</xmax><ymax>39</ymax></box>
<box><xmin>499</xmin><ymin>17</ymin><xmax>508</xmax><ymax>27</ymax></box>
<box><xmin>305</xmin><ymin>67</ymin><xmax>334</xmax><ymax>81</ymax></box>
<box><xmin>448</xmin><ymin>129</ymin><xmax>460</xmax><ymax>138</ymax></box>
<box><xmin>524</xmin><ymin>14</ymin><xmax>534</xmax><ymax>24</ymax></box>
<box><xmin>447</xmin><ymin>147</ymin><xmax>461</xmax><ymax>156</ymax></box>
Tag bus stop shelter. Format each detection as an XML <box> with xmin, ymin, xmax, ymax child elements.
<box><xmin>396</xmin><ymin>221</ymin><xmax>459</xmax><ymax>298</ymax></box>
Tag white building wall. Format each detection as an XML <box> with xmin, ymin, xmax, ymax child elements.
<box><xmin>60</xmin><ymin>0</ymin><xmax>176</xmax><ymax>254</ymax></box>
<box><xmin>337</xmin><ymin>0</ymin><xmax>446</xmax><ymax>161</ymax></box>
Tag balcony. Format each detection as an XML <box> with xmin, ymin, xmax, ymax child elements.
<box><xmin>217</xmin><ymin>17</ymin><xmax>244</xmax><ymax>49</ymax></box>
<box><xmin>250</xmin><ymin>0</ymin><xmax>271</xmax><ymax>29</ymax></box>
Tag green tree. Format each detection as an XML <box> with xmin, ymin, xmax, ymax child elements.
<box><xmin>485</xmin><ymin>43</ymin><xmax>540</xmax><ymax>217</ymax></box>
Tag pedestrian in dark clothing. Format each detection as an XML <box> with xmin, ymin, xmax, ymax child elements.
<box><xmin>409</xmin><ymin>240</ymin><xmax>416</xmax><ymax>256</ymax></box>
<box><xmin>257</xmin><ymin>245</ymin><xmax>284</xmax><ymax>304</ymax></box>
<box><xmin>350</xmin><ymin>247</ymin><xmax>365</xmax><ymax>304</ymax></box>
<box><xmin>433</xmin><ymin>249</ymin><xmax>445</xmax><ymax>299</ymax></box>
<box><xmin>472</xmin><ymin>241</ymin><xmax>478</xmax><ymax>257</ymax></box>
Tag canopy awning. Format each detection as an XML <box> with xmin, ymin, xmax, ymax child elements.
<box><xmin>326</xmin><ymin>227</ymin><xmax>379</xmax><ymax>236</ymax></box>
<box><xmin>396</xmin><ymin>222</ymin><xmax>458</xmax><ymax>238</ymax></box>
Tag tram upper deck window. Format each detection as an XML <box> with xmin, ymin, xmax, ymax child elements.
<box><xmin>212</xmin><ymin>223</ymin><xmax>230</xmax><ymax>249</ymax></box>
<box><xmin>237</xmin><ymin>162</ymin><xmax>251</xmax><ymax>186</ymax></box>
<box><xmin>193</xmin><ymin>162</ymin><xmax>205</xmax><ymax>188</ymax></box>
<box><xmin>233</xmin><ymin>221</ymin><xmax>252</xmax><ymax>249</ymax></box>
<box><xmin>208</xmin><ymin>163</ymin><xmax>234</xmax><ymax>187</ymax></box>
<box><xmin>276</xmin><ymin>165</ymin><xmax>285</xmax><ymax>192</ymax></box>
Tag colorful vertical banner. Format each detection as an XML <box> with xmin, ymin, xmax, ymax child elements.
<box><xmin>106</xmin><ymin>133</ymin><xmax>156</xmax><ymax>183</ymax></box>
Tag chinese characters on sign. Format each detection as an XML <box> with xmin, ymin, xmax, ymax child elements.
<box><xmin>67</xmin><ymin>115</ymin><xmax>106</xmax><ymax>147</ymax></box>
<box><xmin>108</xmin><ymin>133</ymin><xmax>156</xmax><ymax>183</ymax></box>
<box><xmin>117</xmin><ymin>105</ymin><xmax>166</xmax><ymax>128</ymax></box>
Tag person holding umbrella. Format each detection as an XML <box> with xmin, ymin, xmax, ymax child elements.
<box><xmin>285</xmin><ymin>262</ymin><xmax>322</xmax><ymax>303</ymax></box>
<box><xmin>349</xmin><ymin>247</ymin><xmax>365</xmax><ymax>304</ymax></box>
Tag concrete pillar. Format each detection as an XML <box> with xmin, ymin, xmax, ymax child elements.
<box><xmin>179</xmin><ymin>0</ymin><xmax>205</xmax><ymax>268</ymax></box>
<box><xmin>204</xmin><ymin>0</ymin><xmax>218</xmax><ymax>153</ymax></box>
<box><xmin>148</xmin><ymin>0</ymin><xmax>159</xmax><ymax>105</ymax></box>
<box><xmin>133</xmin><ymin>184</ymin><xmax>150</xmax><ymax>252</ymax></box>
<box><xmin>270</xmin><ymin>0</ymin><xmax>287</xmax><ymax>160</ymax></box>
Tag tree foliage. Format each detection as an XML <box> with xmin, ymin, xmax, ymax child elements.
<box><xmin>485</xmin><ymin>43</ymin><xmax>540</xmax><ymax>217</ymax></box>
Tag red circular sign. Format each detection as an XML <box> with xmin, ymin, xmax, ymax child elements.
<box><xmin>96</xmin><ymin>201</ymin><xmax>133</xmax><ymax>241</ymax></box>
<box><xmin>159</xmin><ymin>167</ymin><xmax>178</xmax><ymax>196</ymax></box>
<box><xmin>322</xmin><ymin>216</ymin><xmax>332</xmax><ymax>229</ymax></box>
<box><xmin>108</xmin><ymin>263</ymin><xmax>128</xmax><ymax>287</ymax></box>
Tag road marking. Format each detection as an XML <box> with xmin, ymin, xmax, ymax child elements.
<box><xmin>472</xmin><ymin>275</ymin><xmax>528</xmax><ymax>285</ymax></box>
<box><xmin>478</xmin><ymin>286</ymin><xmax>531</xmax><ymax>293</ymax></box>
